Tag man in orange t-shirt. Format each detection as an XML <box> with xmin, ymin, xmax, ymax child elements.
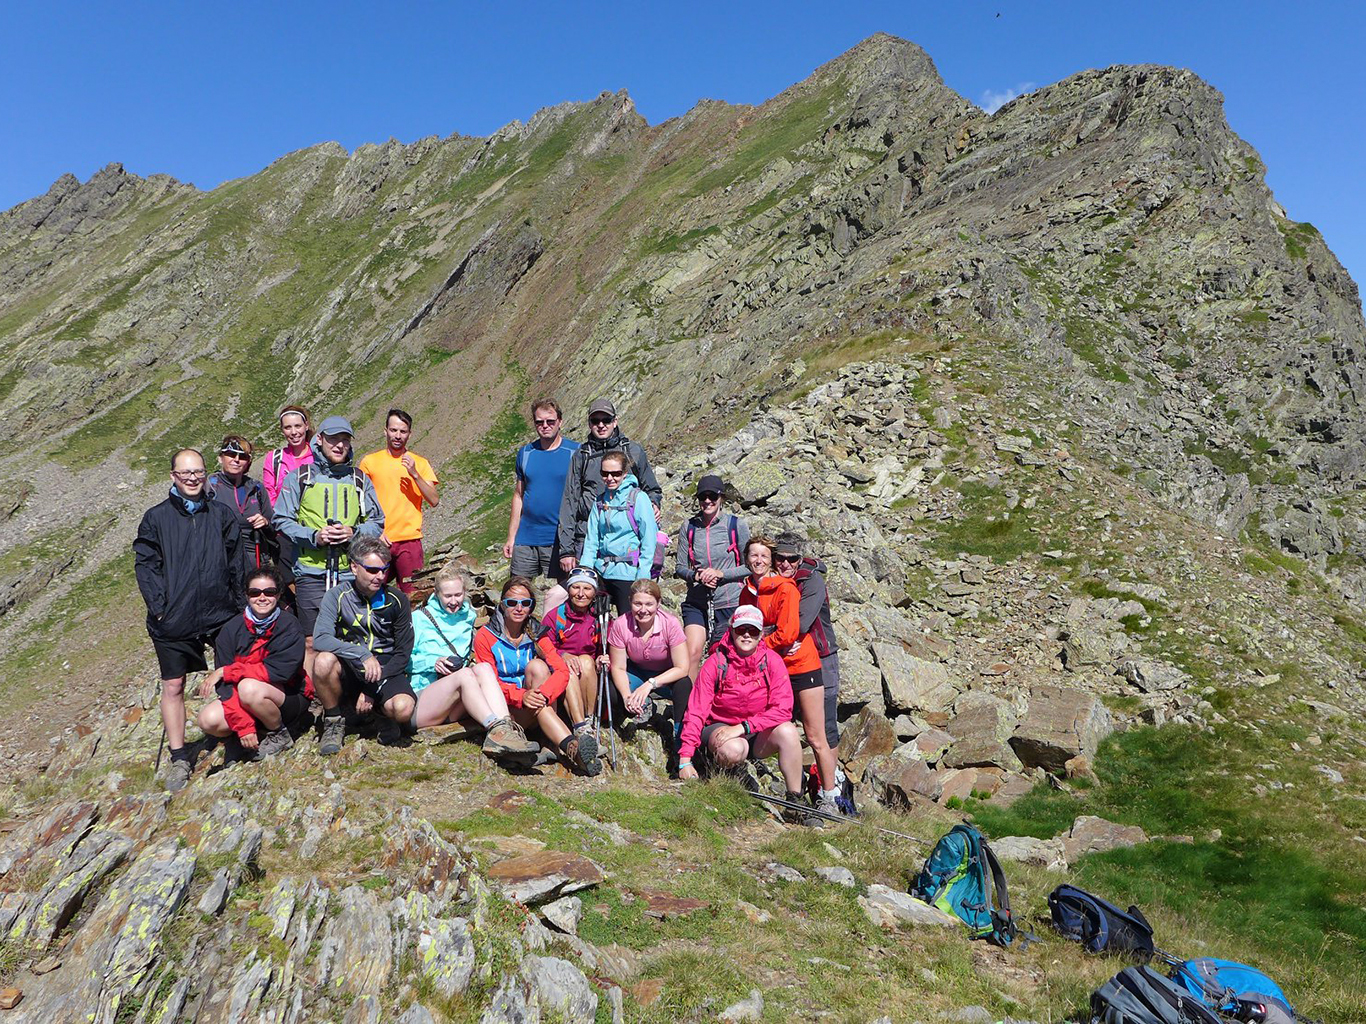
<box><xmin>358</xmin><ymin>408</ymin><xmax>439</xmax><ymax>594</ymax></box>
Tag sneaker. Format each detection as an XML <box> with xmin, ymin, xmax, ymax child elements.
<box><xmin>257</xmin><ymin>727</ymin><xmax>294</xmax><ymax>758</ymax></box>
<box><xmin>814</xmin><ymin>792</ymin><xmax>843</xmax><ymax>823</ymax></box>
<box><xmin>570</xmin><ymin>727</ymin><xmax>602</xmax><ymax>777</ymax></box>
<box><xmin>482</xmin><ymin>718</ymin><xmax>541</xmax><ymax>765</ymax></box>
<box><xmin>164</xmin><ymin>757</ymin><xmax>193</xmax><ymax>793</ymax></box>
<box><xmin>319</xmin><ymin>715</ymin><xmax>346</xmax><ymax>756</ymax></box>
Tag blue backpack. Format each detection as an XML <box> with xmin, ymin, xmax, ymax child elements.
<box><xmin>1048</xmin><ymin>884</ymin><xmax>1156</xmax><ymax>961</ymax></box>
<box><xmin>1170</xmin><ymin>959</ymin><xmax>1295</xmax><ymax>1024</ymax></box>
<box><xmin>910</xmin><ymin>824</ymin><xmax>1019</xmax><ymax>946</ymax></box>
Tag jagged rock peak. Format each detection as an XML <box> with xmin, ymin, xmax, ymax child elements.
<box><xmin>0</xmin><ymin>161</ymin><xmax>190</xmax><ymax>234</ymax></box>
<box><xmin>804</xmin><ymin>32</ymin><xmax>950</xmax><ymax>95</ymax></box>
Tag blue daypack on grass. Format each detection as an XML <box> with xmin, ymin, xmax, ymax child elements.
<box><xmin>1170</xmin><ymin>959</ymin><xmax>1295</xmax><ymax>1023</ymax></box>
<box><xmin>1048</xmin><ymin>884</ymin><xmax>1156</xmax><ymax>961</ymax></box>
<box><xmin>910</xmin><ymin>824</ymin><xmax>1018</xmax><ymax>946</ymax></box>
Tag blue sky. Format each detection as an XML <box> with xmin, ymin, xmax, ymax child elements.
<box><xmin>3</xmin><ymin>1</ymin><xmax>1363</xmax><ymax>288</ymax></box>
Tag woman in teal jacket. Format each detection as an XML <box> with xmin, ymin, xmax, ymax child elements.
<box><xmin>410</xmin><ymin>565</ymin><xmax>539</xmax><ymax>764</ymax></box>
<box><xmin>580</xmin><ymin>450</ymin><xmax>658</xmax><ymax>615</ymax></box>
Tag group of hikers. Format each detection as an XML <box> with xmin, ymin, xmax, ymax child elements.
<box><xmin>132</xmin><ymin>398</ymin><xmax>848</xmax><ymax>825</ymax></box>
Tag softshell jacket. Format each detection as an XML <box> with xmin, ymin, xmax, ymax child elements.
<box><xmin>739</xmin><ymin>574</ymin><xmax>822</xmax><ymax>675</ymax></box>
<box><xmin>472</xmin><ymin>609</ymin><xmax>569</xmax><ymax>708</ymax></box>
<box><xmin>272</xmin><ymin>436</ymin><xmax>385</xmax><ymax>579</ymax></box>
<box><xmin>213</xmin><ymin>610</ymin><xmax>306</xmax><ymax>737</ymax></box>
<box><xmin>208</xmin><ymin>472</ymin><xmax>277</xmax><ymax>573</ymax></box>
<box><xmin>791</xmin><ymin>557</ymin><xmax>837</xmax><ymax>658</ymax></box>
<box><xmin>313</xmin><ymin>582</ymin><xmax>413</xmax><ymax>680</ymax></box>
<box><xmin>555</xmin><ymin>429</ymin><xmax>662</xmax><ymax>556</ymax></box>
<box><xmin>675</xmin><ymin>512</ymin><xmax>751</xmax><ymax>610</ymax></box>
<box><xmin>580</xmin><ymin>473</ymin><xmax>658</xmax><ymax>582</ymax></box>
<box><xmin>678</xmin><ymin>635</ymin><xmax>793</xmax><ymax>760</ymax></box>
<box><xmin>133</xmin><ymin>492</ymin><xmax>244</xmax><ymax>642</ymax></box>
<box><xmin>410</xmin><ymin>598</ymin><xmax>477</xmax><ymax>691</ymax></box>
<box><xmin>262</xmin><ymin>446</ymin><xmax>314</xmax><ymax>504</ymax></box>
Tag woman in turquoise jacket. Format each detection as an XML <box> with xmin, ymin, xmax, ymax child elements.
<box><xmin>410</xmin><ymin>565</ymin><xmax>539</xmax><ymax>764</ymax></box>
<box><xmin>580</xmin><ymin>450</ymin><xmax>658</xmax><ymax>615</ymax></box>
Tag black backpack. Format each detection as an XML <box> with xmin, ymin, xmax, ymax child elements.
<box><xmin>1091</xmin><ymin>967</ymin><xmax>1224</xmax><ymax>1024</ymax></box>
<box><xmin>1049</xmin><ymin>884</ymin><xmax>1156</xmax><ymax>962</ymax></box>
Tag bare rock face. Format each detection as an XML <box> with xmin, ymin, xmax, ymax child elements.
<box><xmin>320</xmin><ymin>886</ymin><xmax>394</xmax><ymax>997</ymax></box>
<box><xmin>1010</xmin><ymin>686</ymin><xmax>1114</xmax><ymax>772</ymax></box>
<box><xmin>1060</xmin><ymin>816</ymin><xmax>1149</xmax><ymax>862</ymax></box>
<box><xmin>877</xmin><ymin>643</ymin><xmax>960</xmax><ymax>715</ymax></box>
<box><xmin>943</xmin><ymin>692</ymin><xmax>1022</xmax><ymax>772</ymax></box>
<box><xmin>487</xmin><ymin>851</ymin><xmax>605</xmax><ymax>905</ymax></box>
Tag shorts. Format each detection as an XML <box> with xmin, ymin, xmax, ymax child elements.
<box><xmin>510</xmin><ymin>541</ymin><xmax>568</xmax><ymax>583</ymax></box>
<box><xmin>338</xmin><ymin>658</ymin><xmax>417</xmax><ymax>705</ymax></box>
<box><xmin>788</xmin><ymin>668</ymin><xmax>825</xmax><ymax>694</ymax></box>
<box><xmin>680</xmin><ymin>602</ymin><xmax>736</xmax><ymax>638</ymax></box>
<box><xmin>294</xmin><ymin>575</ymin><xmax>340</xmax><ymax>635</ymax></box>
<box><xmin>700</xmin><ymin>721</ymin><xmax>755</xmax><ymax>759</ymax></box>
<box><xmin>389</xmin><ymin>538</ymin><xmax>424</xmax><ymax>594</ymax></box>
<box><xmin>152</xmin><ymin>633</ymin><xmax>219</xmax><ymax>680</ymax></box>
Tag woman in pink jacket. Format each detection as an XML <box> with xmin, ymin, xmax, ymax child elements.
<box><xmin>677</xmin><ymin>606</ymin><xmax>814</xmax><ymax>823</ymax></box>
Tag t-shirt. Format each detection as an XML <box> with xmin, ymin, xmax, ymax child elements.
<box><xmin>541</xmin><ymin>603</ymin><xmax>600</xmax><ymax>657</ymax></box>
<box><xmin>359</xmin><ymin>448</ymin><xmax>438</xmax><ymax>543</ymax></box>
<box><xmin>606</xmin><ymin>610</ymin><xmax>685</xmax><ymax>672</ymax></box>
<box><xmin>514</xmin><ymin>438</ymin><xmax>580</xmax><ymax>547</ymax></box>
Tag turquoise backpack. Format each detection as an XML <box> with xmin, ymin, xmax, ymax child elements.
<box><xmin>910</xmin><ymin>823</ymin><xmax>1019</xmax><ymax>946</ymax></box>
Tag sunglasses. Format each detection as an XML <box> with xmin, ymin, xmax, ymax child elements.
<box><xmin>698</xmin><ymin>491</ymin><xmax>722</xmax><ymax>501</ymax></box>
<box><xmin>355</xmin><ymin>562</ymin><xmax>391</xmax><ymax>575</ymax></box>
<box><xmin>534</xmin><ymin>418</ymin><xmax>559</xmax><ymax>426</ymax></box>
<box><xmin>775</xmin><ymin>553</ymin><xmax>801</xmax><ymax>564</ymax></box>
<box><xmin>733</xmin><ymin>625</ymin><xmax>763</xmax><ymax>638</ymax></box>
<box><xmin>246</xmin><ymin>587</ymin><xmax>280</xmax><ymax>598</ymax></box>
<box><xmin>601</xmin><ymin>469</ymin><xmax>625</xmax><ymax>478</ymax></box>
<box><xmin>589</xmin><ymin>417</ymin><xmax>613</xmax><ymax>426</ymax></box>
<box><xmin>503</xmin><ymin>597</ymin><xmax>534</xmax><ymax>609</ymax></box>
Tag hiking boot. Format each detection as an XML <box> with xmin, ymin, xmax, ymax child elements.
<box><xmin>531</xmin><ymin>747</ymin><xmax>560</xmax><ymax>767</ymax></box>
<box><xmin>482</xmin><ymin>718</ymin><xmax>540</xmax><ymax>765</ymax></box>
<box><xmin>319</xmin><ymin>715</ymin><xmax>346</xmax><ymax>756</ymax></box>
<box><xmin>814</xmin><ymin>792</ymin><xmax>843</xmax><ymax>823</ymax></box>
<box><xmin>780</xmin><ymin>791</ymin><xmax>824</xmax><ymax>828</ymax></box>
<box><xmin>164</xmin><ymin>757</ymin><xmax>193</xmax><ymax>793</ymax></box>
<box><xmin>726</xmin><ymin>763</ymin><xmax>759</xmax><ymax>794</ymax></box>
<box><xmin>257</xmin><ymin>727</ymin><xmax>294</xmax><ymax>759</ymax></box>
<box><xmin>570</xmin><ymin>727</ymin><xmax>602</xmax><ymax>777</ymax></box>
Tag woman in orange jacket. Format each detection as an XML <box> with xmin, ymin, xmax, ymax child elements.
<box><xmin>738</xmin><ymin>535</ymin><xmax>840</xmax><ymax>817</ymax></box>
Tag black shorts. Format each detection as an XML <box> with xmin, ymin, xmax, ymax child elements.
<box><xmin>152</xmin><ymin>634</ymin><xmax>219</xmax><ymax>680</ymax></box>
<box><xmin>700</xmin><ymin>721</ymin><xmax>755</xmax><ymax>758</ymax></box>
<box><xmin>338</xmin><ymin>658</ymin><xmax>416</xmax><ymax>705</ymax></box>
<box><xmin>680</xmin><ymin>602</ymin><xmax>737</xmax><ymax>636</ymax></box>
<box><xmin>789</xmin><ymin>668</ymin><xmax>824</xmax><ymax>693</ymax></box>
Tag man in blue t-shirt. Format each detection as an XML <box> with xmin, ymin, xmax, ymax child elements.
<box><xmin>503</xmin><ymin>398</ymin><xmax>580</xmax><ymax>606</ymax></box>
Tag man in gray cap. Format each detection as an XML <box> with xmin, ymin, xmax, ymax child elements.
<box><xmin>555</xmin><ymin>398</ymin><xmax>662</xmax><ymax>577</ymax></box>
<box><xmin>273</xmin><ymin>415</ymin><xmax>385</xmax><ymax>657</ymax></box>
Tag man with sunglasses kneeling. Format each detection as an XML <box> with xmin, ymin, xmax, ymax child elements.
<box><xmin>311</xmin><ymin>535</ymin><xmax>416</xmax><ymax>755</ymax></box>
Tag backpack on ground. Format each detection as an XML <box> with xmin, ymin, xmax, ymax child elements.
<box><xmin>804</xmin><ymin>762</ymin><xmax>858</xmax><ymax>817</ymax></box>
<box><xmin>597</xmin><ymin>485</ymin><xmax>667</xmax><ymax>579</ymax></box>
<box><xmin>910</xmin><ymin>824</ymin><xmax>1019</xmax><ymax>946</ymax></box>
<box><xmin>1170</xmin><ymin>959</ymin><xmax>1295</xmax><ymax>1024</ymax></box>
<box><xmin>1091</xmin><ymin>966</ymin><xmax>1224</xmax><ymax>1024</ymax></box>
<box><xmin>1048</xmin><ymin>884</ymin><xmax>1156</xmax><ymax>962</ymax></box>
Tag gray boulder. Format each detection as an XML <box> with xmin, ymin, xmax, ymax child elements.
<box><xmin>1010</xmin><ymin>686</ymin><xmax>1113</xmax><ymax>772</ymax></box>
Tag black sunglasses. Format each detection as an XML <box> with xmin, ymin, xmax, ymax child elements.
<box><xmin>589</xmin><ymin>416</ymin><xmax>613</xmax><ymax>426</ymax></box>
<box><xmin>246</xmin><ymin>586</ymin><xmax>279</xmax><ymax>598</ymax></box>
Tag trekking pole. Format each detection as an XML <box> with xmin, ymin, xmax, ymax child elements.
<box><xmin>747</xmin><ymin>791</ymin><xmax>931</xmax><ymax>844</ymax></box>
<box><xmin>154</xmin><ymin>726</ymin><xmax>167</xmax><ymax>771</ymax></box>
<box><xmin>594</xmin><ymin>593</ymin><xmax>617</xmax><ymax>768</ymax></box>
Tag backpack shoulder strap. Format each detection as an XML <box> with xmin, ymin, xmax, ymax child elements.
<box><xmin>716</xmin><ymin>651</ymin><xmax>728</xmax><ymax>687</ymax></box>
<box><xmin>623</xmin><ymin>486</ymin><xmax>642</xmax><ymax>541</ymax></box>
<box><xmin>686</xmin><ymin>520</ymin><xmax>697</xmax><ymax>568</ymax></box>
<box><xmin>727</xmin><ymin>515</ymin><xmax>740</xmax><ymax>560</ymax></box>
<box><xmin>271</xmin><ymin>449</ymin><xmax>283</xmax><ymax>482</ymax></box>
<box><xmin>420</xmin><ymin>605</ymin><xmax>465</xmax><ymax>662</ymax></box>
<box><xmin>299</xmin><ymin>462</ymin><xmax>314</xmax><ymax>489</ymax></box>
<box><xmin>979</xmin><ymin>836</ymin><xmax>1022</xmax><ymax>946</ymax></box>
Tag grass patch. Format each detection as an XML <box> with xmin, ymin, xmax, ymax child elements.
<box><xmin>447</xmin><ymin>394</ymin><xmax>529</xmax><ymax>557</ymax></box>
<box><xmin>1276</xmin><ymin>217</ymin><xmax>1320</xmax><ymax>260</ymax></box>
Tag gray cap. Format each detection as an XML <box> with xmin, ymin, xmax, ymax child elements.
<box><xmin>317</xmin><ymin>416</ymin><xmax>354</xmax><ymax>438</ymax></box>
<box><xmin>587</xmin><ymin>398</ymin><xmax>617</xmax><ymax>419</ymax></box>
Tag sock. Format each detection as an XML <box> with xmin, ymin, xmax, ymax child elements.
<box><xmin>407</xmin><ymin>706</ymin><xmax>420</xmax><ymax>731</ymax></box>
<box><xmin>324</xmin><ymin>707</ymin><xmax>343</xmax><ymax>719</ymax></box>
<box><xmin>820</xmin><ymin>787</ymin><xmax>840</xmax><ymax>801</ymax></box>
<box><xmin>481</xmin><ymin>713</ymin><xmax>500</xmax><ymax>729</ymax></box>
<box><xmin>169</xmin><ymin>746</ymin><xmax>190</xmax><ymax>763</ymax></box>
<box><xmin>835</xmin><ymin>765</ymin><xmax>847</xmax><ymax>786</ymax></box>
<box><xmin>571</xmin><ymin>719</ymin><xmax>588</xmax><ymax>732</ymax></box>
<box><xmin>559</xmin><ymin>736</ymin><xmax>574</xmax><ymax>753</ymax></box>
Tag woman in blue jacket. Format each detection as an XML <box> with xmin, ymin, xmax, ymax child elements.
<box><xmin>579</xmin><ymin>450</ymin><xmax>658</xmax><ymax>615</ymax></box>
<box><xmin>410</xmin><ymin>565</ymin><xmax>539</xmax><ymax>764</ymax></box>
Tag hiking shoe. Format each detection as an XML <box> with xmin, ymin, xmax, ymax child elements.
<box><xmin>780</xmin><ymin>791</ymin><xmax>824</xmax><ymax>828</ymax></box>
<box><xmin>482</xmin><ymin>718</ymin><xmax>540</xmax><ymax>765</ymax></box>
<box><xmin>164</xmin><ymin>757</ymin><xmax>193</xmax><ymax>793</ymax></box>
<box><xmin>814</xmin><ymin>792</ymin><xmax>843</xmax><ymax>823</ymax></box>
<box><xmin>532</xmin><ymin>747</ymin><xmax>560</xmax><ymax>767</ymax></box>
<box><xmin>726</xmin><ymin>763</ymin><xmax>759</xmax><ymax>794</ymax></box>
<box><xmin>257</xmin><ymin>727</ymin><xmax>294</xmax><ymax>759</ymax></box>
<box><xmin>319</xmin><ymin>716</ymin><xmax>346</xmax><ymax>756</ymax></box>
<box><xmin>570</xmin><ymin>728</ymin><xmax>602</xmax><ymax>777</ymax></box>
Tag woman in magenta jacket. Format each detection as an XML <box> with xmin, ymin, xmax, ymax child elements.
<box><xmin>677</xmin><ymin>605</ymin><xmax>810</xmax><ymax>817</ymax></box>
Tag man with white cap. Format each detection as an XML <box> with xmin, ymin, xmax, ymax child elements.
<box><xmin>273</xmin><ymin>415</ymin><xmax>386</xmax><ymax>653</ymax></box>
<box><xmin>556</xmin><ymin>398</ymin><xmax>662</xmax><ymax>578</ymax></box>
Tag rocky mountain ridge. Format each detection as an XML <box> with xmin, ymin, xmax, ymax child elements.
<box><xmin>1</xmin><ymin>32</ymin><xmax>1364</xmax><ymax>1023</ymax></box>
